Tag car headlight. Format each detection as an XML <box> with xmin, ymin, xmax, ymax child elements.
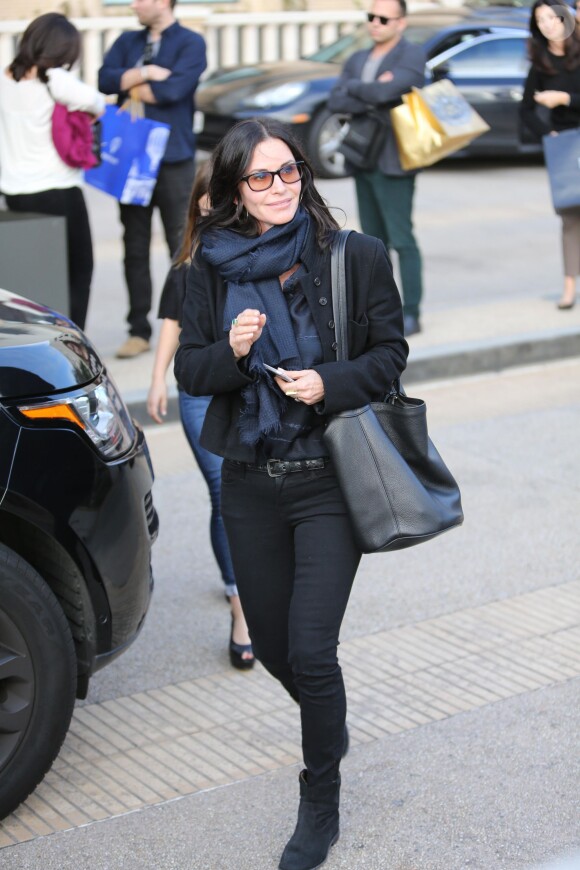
<box><xmin>242</xmin><ymin>82</ymin><xmax>308</xmax><ymax>109</ymax></box>
<box><xmin>17</xmin><ymin>373</ymin><xmax>136</xmax><ymax>460</ymax></box>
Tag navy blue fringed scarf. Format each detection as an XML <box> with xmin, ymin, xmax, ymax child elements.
<box><xmin>201</xmin><ymin>208</ymin><xmax>311</xmax><ymax>446</ymax></box>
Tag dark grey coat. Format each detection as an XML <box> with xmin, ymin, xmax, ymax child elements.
<box><xmin>174</xmin><ymin>229</ymin><xmax>408</xmax><ymax>463</ymax></box>
<box><xmin>327</xmin><ymin>37</ymin><xmax>426</xmax><ymax>176</ymax></box>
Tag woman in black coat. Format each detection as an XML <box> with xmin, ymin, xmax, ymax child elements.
<box><xmin>520</xmin><ymin>0</ymin><xmax>580</xmax><ymax>309</ymax></box>
<box><xmin>175</xmin><ymin>118</ymin><xmax>407</xmax><ymax>870</ymax></box>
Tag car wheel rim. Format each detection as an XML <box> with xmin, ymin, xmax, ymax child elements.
<box><xmin>318</xmin><ymin>114</ymin><xmax>348</xmax><ymax>176</ymax></box>
<box><xmin>0</xmin><ymin>611</ymin><xmax>35</xmax><ymax>772</ymax></box>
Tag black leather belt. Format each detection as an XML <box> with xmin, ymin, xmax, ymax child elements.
<box><xmin>246</xmin><ymin>457</ymin><xmax>328</xmax><ymax>478</ymax></box>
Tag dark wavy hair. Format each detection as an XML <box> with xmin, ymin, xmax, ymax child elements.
<box><xmin>9</xmin><ymin>13</ymin><xmax>81</xmax><ymax>84</ymax></box>
<box><xmin>193</xmin><ymin>118</ymin><xmax>340</xmax><ymax>253</ymax></box>
<box><xmin>528</xmin><ymin>0</ymin><xmax>580</xmax><ymax>73</ymax></box>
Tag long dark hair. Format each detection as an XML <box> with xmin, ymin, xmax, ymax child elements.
<box><xmin>193</xmin><ymin>118</ymin><xmax>339</xmax><ymax>252</ymax></box>
<box><xmin>9</xmin><ymin>13</ymin><xmax>81</xmax><ymax>84</ymax></box>
<box><xmin>175</xmin><ymin>160</ymin><xmax>212</xmax><ymax>266</ymax></box>
<box><xmin>528</xmin><ymin>0</ymin><xmax>580</xmax><ymax>73</ymax></box>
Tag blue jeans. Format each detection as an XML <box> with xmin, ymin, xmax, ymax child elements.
<box><xmin>178</xmin><ymin>391</ymin><xmax>237</xmax><ymax>596</ymax></box>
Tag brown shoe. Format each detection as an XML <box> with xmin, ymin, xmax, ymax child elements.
<box><xmin>115</xmin><ymin>336</ymin><xmax>150</xmax><ymax>359</ymax></box>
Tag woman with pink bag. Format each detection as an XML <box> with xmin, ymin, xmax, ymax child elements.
<box><xmin>0</xmin><ymin>13</ymin><xmax>105</xmax><ymax>329</ymax></box>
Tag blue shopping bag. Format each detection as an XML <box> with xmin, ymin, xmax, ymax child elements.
<box><xmin>85</xmin><ymin>105</ymin><xmax>170</xmax><ymax>206</ymax></box>
<box><xmin>542</xmin><ymin>128</ymin><xmax>580</xmax><ymax>211</ymax></box>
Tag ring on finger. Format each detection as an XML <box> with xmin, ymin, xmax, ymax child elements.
<box><xmin>231</xmin><ymin>318</ymin><xmax>238</xmax><ymax>327</ymax></box>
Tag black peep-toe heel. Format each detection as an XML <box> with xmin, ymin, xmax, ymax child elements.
<box><xmin>229</xmin><ymin>617</ymin><xmax>255</xmax><ymax>670</ymax></box>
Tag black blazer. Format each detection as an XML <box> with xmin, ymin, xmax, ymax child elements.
<box><xmin>174</xmin><ymin>229</ymin><xmax>408</xmax><ymax>462</ymax></box>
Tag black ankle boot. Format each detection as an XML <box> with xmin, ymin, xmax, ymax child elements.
<box><xmin>278</xmin><ymin>769</ymin><xmax>340</xmax><ymax>870</ymax></box>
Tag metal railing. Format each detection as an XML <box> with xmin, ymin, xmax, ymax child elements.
<box><xmin>0</xmin><ymin>12</ymin><xmax>366</xmax><ymax>87</ymax></box>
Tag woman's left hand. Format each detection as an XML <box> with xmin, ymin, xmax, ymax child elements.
<box><xmin>275</xmin><ymin>369</ymin><xmax>325</xmax><ymax>405</ymax></box>
<box><xmin>534</xmin><ymin>90</ymin><xmax>571</xmax><ymax>109</ymax></box>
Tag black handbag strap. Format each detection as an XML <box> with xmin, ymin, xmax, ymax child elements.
<box><xmin>330</xmin><ymin>228</ymin><xmax>403</xmax><ymax>400</ymax></box>
<box><xmin>330</xmin><ymin>229</ymin><xmax>352</xmax><ymax>362</ymax></box>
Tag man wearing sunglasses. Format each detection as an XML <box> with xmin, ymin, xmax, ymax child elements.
<box><xmin>328</xmin><ymin>0</ymin><xmax>426</xmax><ymax>337</ymax></box>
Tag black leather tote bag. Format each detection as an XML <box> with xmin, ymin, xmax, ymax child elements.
<box><xmin>323</xmin><ymin>230</ymin><xmax>464</xmax><ymax>553</ymax></box>
<box><xmin>338</xmin><ymin>110</ymin><xmax>389</xmax><ymax>171</ymax></box>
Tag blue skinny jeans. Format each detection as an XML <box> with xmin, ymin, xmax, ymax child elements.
<box><xmin>178</xmin><ymin>390</ymin><xmax>237</xmax><ymax>596</ymax></box>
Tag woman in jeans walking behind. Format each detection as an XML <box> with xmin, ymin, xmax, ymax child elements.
<box><xmin>175</xmin><ymin>118</ymin><xmax>407</xmax><ymax>869</ymax></box>
<box><xmin>147</xmin><ymin>162</ymin><xmax>254</xmax><ymax>669</ymax></box>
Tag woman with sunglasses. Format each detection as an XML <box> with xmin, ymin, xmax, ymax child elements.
<box><xmin>175</xmin><ymin>118</ymin><xmax>407</xmax><ymax>870</ymax></box>
<box><xmin>521</xmin><ymin>0</ymin><xmax>580</xmax><ymax>309</ymax></box>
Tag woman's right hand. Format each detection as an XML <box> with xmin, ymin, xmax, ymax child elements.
<box><xmin>147</xmin><ymin>379</ymin><xmax>168</xmax><ymax>424</ymax></box>
<box><xmin>229</xmin><ymin>308</ymin><xmax>267</xmax><ymax>360</ymax></box>
<box><xmin>534</xmin><ymin>90</ymin><xmax>571</xmax><ymax>109</ymax></box>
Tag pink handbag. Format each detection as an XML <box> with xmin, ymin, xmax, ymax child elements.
<box><xmin>51</xmin><ymin>103</ymin><xmax>101</xmax><ymax>170</ymax></box>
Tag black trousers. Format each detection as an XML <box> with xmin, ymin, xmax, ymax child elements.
<box><xmin>119</xmin><ymin>158</ymin><xmax>195</xmax><ymax>340</ymax></box>
<box><xmin>221</xmin><ymin>460</ymin><xmax>361</xmax><ymax>786</ymax></box>
<box><xmin>5</xmin><ymin>186</ymin><xmax>93</xmax><ymax>330</ymax></box>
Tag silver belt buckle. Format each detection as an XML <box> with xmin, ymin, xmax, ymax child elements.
<box><xmin>266</xmin><ymin>458</ymin><xmax>286</xmax><ymax>477</ymax></box>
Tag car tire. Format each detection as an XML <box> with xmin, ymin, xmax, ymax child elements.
<box><xmin>306</xmin><ymin>108</ymin><xmax>350</xmax><ymax>179</ymax></box>
<box><xmin>0</xmin><ymin>543</ymin><xmax>76</xmax><ymax>820</ymax></box>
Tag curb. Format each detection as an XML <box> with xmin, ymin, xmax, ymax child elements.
<box><xmin>404</xmin><ymin>326</ymin><xmax>580</xmax><ymax>383</ymax></box>
<box><xmin>126</xmin><ymin>327</ymin><xmax>580</xmax><ymax>427</ymax></box>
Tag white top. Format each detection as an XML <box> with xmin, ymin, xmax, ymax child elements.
<box><xmin>0</xmin><ymin>66</ymin><xmax>106</xmax><ymax>195</ymax></box>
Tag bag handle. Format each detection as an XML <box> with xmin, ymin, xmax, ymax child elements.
<box><xmin>330</xmin><ymin>229</ymin><xmax>352</xmax><ymax>362</ymax></box>
<box><xmin>330</xmin><ymin>228</ymin><xmax>402</xmax><ymax>400</ymax></box>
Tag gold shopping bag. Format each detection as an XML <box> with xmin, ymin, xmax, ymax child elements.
<box><xmin>391</xmin><ymin>79</ymin><xmax>490</xmax><ymax>171</ymax></box>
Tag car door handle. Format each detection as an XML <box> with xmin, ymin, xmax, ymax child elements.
<box><xmin>494</xmin><ymin>88</ymin><xmax>523</xmax><ymax>102</ymax></box>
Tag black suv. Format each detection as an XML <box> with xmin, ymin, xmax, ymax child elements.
<box><xmin>0</xmin><ymin>289</ymin><xmax>158</xmax><ymax>819</ymax></box>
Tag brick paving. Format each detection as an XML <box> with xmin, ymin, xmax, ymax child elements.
<box><xmin>1</xmin><ymin>580</ymin><xmax>578</xmax><ymax>850</ymax></box>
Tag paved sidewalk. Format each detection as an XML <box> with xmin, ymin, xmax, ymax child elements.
<box><xmin>0</xmin><ymin>358</ymin><xmax>578</xmax><ymax>869</ymax></box>
<box><xmin>1</xmin><ymin>581</ymin><xmax>578</xmax><ymax>856</ymax></box>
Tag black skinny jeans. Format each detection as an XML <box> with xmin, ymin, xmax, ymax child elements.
<box><xmin>221</xmin><ymin>460</ymin><xmax>362</xmax><ymax>786</ymax></box>
<box><xmin>119</xmin><ymin>159</ymin><xmax>195</xmax><ymax>340</ymax></box>
<box><xmin>5</xmin><ymin>186</ymin><xmax>93</xmax><ymax>330</ymax></box>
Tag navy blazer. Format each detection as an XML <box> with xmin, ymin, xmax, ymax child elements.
<box><xmin>327</xmin><ymin>37</ymin><xmax>426</xmax><ymax>176</ymax></box>
<box><xmin>98</xmin><ymin>22</ymin><xmax>207</xmax><ymax>163</ymax></box>
<box><xmin>174</xmin><ymin>229</ymin><xmax>408</xmax><ymax>463</ymax></box>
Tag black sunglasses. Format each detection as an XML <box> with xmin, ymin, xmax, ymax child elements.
<box><xmin>367</xmin><ymin>12</ymin><xmax>402</xmax><ymax>24</ymax></box>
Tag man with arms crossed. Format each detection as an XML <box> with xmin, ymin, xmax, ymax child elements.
<box><xmin>329</xmin><ymin>0</ymin><xmax>425</xmax><ymax>336</ymax></box>
<box><xmin>99</xmin><ymin>0</ymin><xmax>206</xmax><ymax>358</ymax></box>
